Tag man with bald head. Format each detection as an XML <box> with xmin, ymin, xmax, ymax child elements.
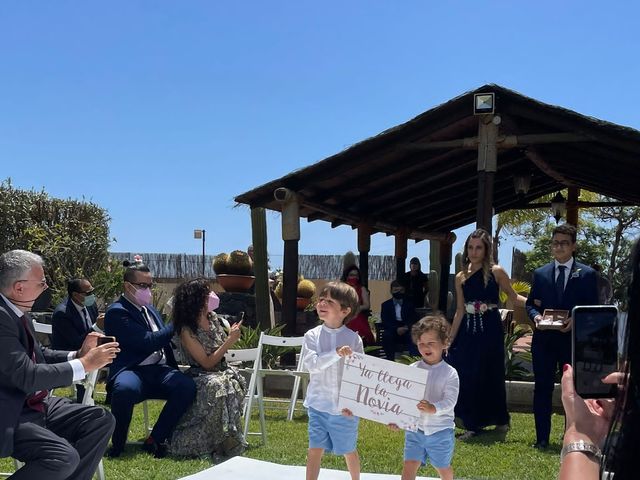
<box><xmin>0</xmin><ymin>249</ymin><xmax>118</xmax><ymax>480</ymax></box>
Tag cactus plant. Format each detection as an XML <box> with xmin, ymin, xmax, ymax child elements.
<box><xmin>227</xmin><ymin>250</ymin><xmax>253</xmax><ymax>276</ymax></box>
<box><xmin>297</xmin><ymin>279</ymin><xmax>316</xmax><ymax>299</ymax></box>
<box><xmin>213</xmin><ymin>253</ymin><xmax>230</xmax><ymax>274</ymax></box>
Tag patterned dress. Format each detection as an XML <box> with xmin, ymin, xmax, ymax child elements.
<box><xmin>168</xmin><ymin>314</ymin><xmax>247</xmax><ymax>457</ymax></box>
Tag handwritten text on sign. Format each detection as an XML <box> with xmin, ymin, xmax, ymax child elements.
<box><xmin>338</xmin><ymin>352</ymin><xmax>428</xmax><ymax>431</ymax></box>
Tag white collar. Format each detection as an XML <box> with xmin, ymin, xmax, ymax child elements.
<box><xmin>321</xmin><ymin>324</ymin><xmax>346</xmax><ymax>334</ymax></box>
<box><xmin>0</xmin><ymin>293</ymin><xmax>26</xmax><ymax>317</ymax></box>
<box><xmin>554</xmin><ymin>257</ymin><xmax>574</xmax><ymax>271</ymax></box>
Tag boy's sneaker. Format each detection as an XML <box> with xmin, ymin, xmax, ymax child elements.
<box><xmin>142</xmin><ymin>436</ymin><xmax>168</xmax><ymax>458</ymax></box>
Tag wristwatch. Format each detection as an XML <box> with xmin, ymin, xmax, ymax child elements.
<box><xmin>560</xmin><ymin>440</ymin><xmax>602</xmax><ymax>463</ymax></box>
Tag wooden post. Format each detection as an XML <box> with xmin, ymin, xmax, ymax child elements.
<box><xmin>394</xmin><ymin>229</ymin><xmax>408</xmax><ymax>281</ymax></box>
<box><xmin>358</xmin><ymin>225</ymin><xmax>372</xmax><ymax>288</ymax></box>
<box><xmin>275</xmin><ymin>188</ymin><xmax>300</xmax><ymax>336</ymax></box>
<box><xmin>251</xmin><ymin>207</ymin><xmax>271</xmax><ymax>330</ymax></box>
<box><xmin>566</xmin><ymin>187</ymin><xmax>580</xmax><ymax>227</ymax></box>
<box><xmin>438</xmin><ymin>233</ymin><xmax>456</xmax><ymax>316</ymax></box>
<box><xmin>476</xmin><ymin>116</ymin><xmax>498</xmax><ymax>232</ymax></box>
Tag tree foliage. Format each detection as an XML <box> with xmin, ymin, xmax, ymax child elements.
<box><xmin>0</xmin><ymin>178</ymin><xmax>112</xmax><ymax>304</ymax></box>
<box><xmin>495</xmin><ymin>190</ymin><xmax>640</xmax><ymax>305</ymax></box>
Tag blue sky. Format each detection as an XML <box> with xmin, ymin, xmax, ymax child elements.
<box><xmin>2</xmin><ymin>1</ymin><xmax>639</xmax><ymax>273</ymax></box>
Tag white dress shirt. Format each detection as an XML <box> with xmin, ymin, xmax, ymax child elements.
<box><xmin>554</xmin><ymin>257</ymin><xmax>574</xmax><ymax>289</ymax></box>
<box><xmin>411</xmin><ymin>359</ymin><xmax>459</xmax><ymax>435</ymax></box>
<box><xmin>303</xmin><ymin>324</ymin><xmax>364</xmax><ymax>415</ymax></box>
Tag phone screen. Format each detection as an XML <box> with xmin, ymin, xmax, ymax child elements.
<box><xmin>97</xmin><ymin>336</ymin><xmax>116</xmax><ymax>346</ymax></box>
<box><xmin>572</xmin><ymin>306</ymin><xmax>618</xmax><ymax>398</ymax></box>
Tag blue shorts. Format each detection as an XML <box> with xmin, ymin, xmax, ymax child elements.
<box><xmin>404</xmin><ymin>428</ymin><xmax>454</xmax><ymax>468</ymax></box>
<box><xmin>307</xmin><ymin>407</ymin><xmax>359</xmax><ymax>455</ymax></box>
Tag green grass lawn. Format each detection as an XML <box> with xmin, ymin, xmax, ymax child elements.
<box><xmin>0</xmin><ymin>387</ymin><xmax>563</xmax><ymax>479</ymax></box>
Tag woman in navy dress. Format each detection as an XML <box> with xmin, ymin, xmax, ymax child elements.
<box><xmin>447</xmin><ymin>229</ymin><xmax>527</xmax><ymax>439</ymax></box>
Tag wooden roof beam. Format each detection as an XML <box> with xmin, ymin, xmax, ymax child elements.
<box><xmin>403</xmin><ymin>132</ymin><xmax>591</xmax><ymax>151</ymax></box>
<box><xmin>525</xmin><ymin>149</ymin><xmax>575</xmax><ymax>186</ymax></box>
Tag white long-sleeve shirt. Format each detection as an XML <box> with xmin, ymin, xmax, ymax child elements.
<box><xmin>412</xmin><ymin>359</ymin><xmax>459</xmax><ymax>435</ymax></box>
<box><xmin>303</xmin><ymin>324</ymin><xmax>364</xmax><ymax>415</ymax></box>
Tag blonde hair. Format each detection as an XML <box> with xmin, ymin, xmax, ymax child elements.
<box><xmin>462</xmin><ymin>228</ymin><xmax>494</xmax><ymax>287</ymax></box>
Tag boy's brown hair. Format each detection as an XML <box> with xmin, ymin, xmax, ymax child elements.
<box><xmin>317</xmin><ymin>281</ymin><xmax>359</xmax><ymax>324</ymax></box>
<box><xmin>411</xmin><ymin>314</ymin><xmax>451</xmax><ymax>345</ymax></box>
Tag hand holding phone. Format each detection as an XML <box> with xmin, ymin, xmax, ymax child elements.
<box><xmin>97</xmin><ymin>336</ymin><xmax>116</xmax><ymax>346</ymax></box>
<box><xmin>571</xmin><ymin>305</ymin><xmax>618</xmax><ymax>398</ymax></box>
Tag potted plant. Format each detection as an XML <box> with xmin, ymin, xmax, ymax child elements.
<box><xmin>214</xmin><ymin>250</ymin><xmax>255</xmax><ymax>292</ymax></box>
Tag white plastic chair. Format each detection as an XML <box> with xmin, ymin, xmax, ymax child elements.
<box><xmin>224</xmin><ymin>347</ymin><xmax>265</xmax><ymax>444</ymax></box>
<box><xmin>243</xmin><ymin>333</ymin><xmax>308</xmax><ymax>444</ymax></box>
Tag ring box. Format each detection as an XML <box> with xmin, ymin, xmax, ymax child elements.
<box><xmin>537</xmin><ymin>309</ymin><xmax>569</xmax><ymax>330</ymax></box>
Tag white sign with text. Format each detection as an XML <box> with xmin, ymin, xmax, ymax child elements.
<box><xmin>338</xmin><ymin>352</ymin><xmax>428</xmax><ymax>431</ymax></box>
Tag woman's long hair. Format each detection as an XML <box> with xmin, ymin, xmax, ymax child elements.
<box><xmin>172</xmin><ymin>278</ymin><xmax>210</xmax><ymax>335</ymax></box>
<box><xmin>462</xmin><ymin>228</ymin><xmax>494</xmax><ymax>287</ymax></box>
<box><xmin>603</xmin><ymin>239</ymin><xmax>640</xmax><ymax>478</ymax></box>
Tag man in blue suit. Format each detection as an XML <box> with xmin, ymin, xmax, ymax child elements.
<box><xmin>52</xmin><ymin>278</ymin><xmax>101</xmax><ymax>402</ymax></box>
<box><xmin>380</xmin><ymin>280</ymin><xmax>418</xmax><ymax>360</ymax></box>
<box><xmin>526</xmin><ymin>224</ymin><xmax>599</xmax><ymax>449</ymax></box>
<box><xmin>104</xmin><ymin>261</ymin><xmax>196</xmax><ymax>458</ymax></box>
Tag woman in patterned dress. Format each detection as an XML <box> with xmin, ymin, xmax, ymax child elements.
<box><xmin>168</xmin><ymin>278</ymin><xmax>247</xmax><ymax>458</ymax></box>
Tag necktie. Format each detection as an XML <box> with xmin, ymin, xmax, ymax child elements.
<box><xmin>20</xmin><ymin>315</ymin><xmax>48</xmax><ymax>412</ymax></box>
<box><xmin>82</xmin><ymin>308</ymin><xmax>92</xmax><ymax>329</ymax></box>
<box><xmin>556</xmin><ymin>265</ymin><xmax>567</xmax><ymax>304</ymax></box>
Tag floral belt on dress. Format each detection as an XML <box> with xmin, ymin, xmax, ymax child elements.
<box><xmin>464</xmin><ymin>302</ymin><xmax>498</xmax><ymax>334</ymax></box>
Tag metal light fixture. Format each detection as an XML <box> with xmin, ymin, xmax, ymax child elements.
<box><xmin>513</xmin><ymin>174</ymin><xmax>532</xmax><ymax>195</ymax></box>
<box><xmin>474</xmin><ymin>92</ymin><xmax>495</xmax><ymax>115</ymax></box>
<box><xmin>194</xmin><ymin>229</ymin><xmax>206</xmax><ymax>276</ymax></box>
<box><xmin>550</xmin><ymin>192</ymin><xmax>566</xmax><ymax>223</ymax></box>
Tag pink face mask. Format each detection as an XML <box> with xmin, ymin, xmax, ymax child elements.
<box><xmin>132</xmin><ymin>285</ymin><xmax>153</xmax><ymax>307</ymax></box>
<box><xmin>207</xmin><ymin>292</ymin><xmax>220</xmax><ymax>312</ymax></box>
<box><xmin>346</xmin><ymin>277</ymin><xmax>359</xmax><ymax>287</ymax></box>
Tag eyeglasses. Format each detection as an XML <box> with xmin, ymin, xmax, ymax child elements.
<box><xmin>77</xmin><ymin>289</ymin><xmax>95</xmax><ymax>296</ymax></box>
<box><xmin>16</xmin><ymin>279</ymin><xmax>48</xmax><ymax>288</ymax></box>
<box><xmin>550</xmin><ymin>241</ymin><xmax>572</xmax><ymax>248</ymax></box>
<box><xmin>128</xmin><ymin>281</ymin><xmax>154</xmax><ymax>290</ymax></box>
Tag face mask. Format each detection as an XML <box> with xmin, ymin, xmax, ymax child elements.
<box><xmin>392</xmin><ymin>292</ymin><xmax>404</xmax><ymax>300</ymax></box>
<box><xmin>10</xmin><ymin>286</ymin><xmax>52</xmax><ymax>311</ymax></box>
<box><xmin>83</xmin><ymin>294</ymin><xmax>96</xmax><ymax>307</ymax></box>
<box><xmin>131</xmin><ymin>284</ymin><xmax>153</xmax><ymax>307</ymax></box>
<box><xmin>346</xmin><ymin>278</ymin><xmax>359</xmax><ymax>287</ymax></box>
<box><xmin>207</xmin><ymin>292</ymin><xmax>220</xmax><ymax>312</ymax></box>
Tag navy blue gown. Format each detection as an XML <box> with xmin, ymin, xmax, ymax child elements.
<box><xmin>446</xmin><ymin>269</ymin><xmax>510</xmax><ymax>431</ymax></box>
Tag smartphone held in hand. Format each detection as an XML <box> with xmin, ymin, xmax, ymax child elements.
<box><xmin>97</xmin><ymin>336</ymin><xmax>116</xmax><ymax>346</ymax></box>
<box><xmin>571</xmin><ymin>305</ymin><xmax>618</xmax><ymax>398</ymax></box>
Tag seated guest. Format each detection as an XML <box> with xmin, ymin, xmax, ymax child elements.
<box><xmin>168</xmin><ymin>279</ymin><xmax>247</xmax><ymax>458</ymax></box>
<box><xmin>105</xmin><ymin>260</ymin><xmax>196</xmax><ymax>458</ymax></box>
<box><xmin>381</xmin><ymin>280</ymin><xmax>418</xmax><ymax>360</ymax></box>
<box><xmin>52</xmin><ymin>277</ymin><xmax>101</xmax><ymax>402</ymax></box>
<box><xmin>0</xmin><ymin>249</ymin><xmax>118</xmax><ymax>479</ymax></box>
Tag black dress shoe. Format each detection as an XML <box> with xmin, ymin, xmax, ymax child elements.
<box><xmin>142</xmin><ymin>437</ymin><xmax>168</xmax><ymax>458</ymax></box>
<box><xmin>106</xmin><ymin>446</ymin><xmax>124</xmax><ymax>458</ymax></box>
<box><xmin>532</xmin><ymin>440</ymin><xmax>549</xmax><ymax>450</ymax></box>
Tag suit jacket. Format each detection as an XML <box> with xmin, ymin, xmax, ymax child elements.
<box><xmin>526</xmin><ymin>260</ymin><xmax>599</xmax><ymax>322</ymax></box>
<box><xmin>381</xmin><ymin>298</ymin><xmax>418</xmax><ymax>332</ymax></box>
<box><xmin>51</xmin><ymin>297</ymin><xmax>98</xmax><ymax>351</ymax></box>
<box><xmin>104</xmin><ymin>296</ymin><xmax>177</xmax><ymax>384</ymax></box>
<box><xmin>0</xmin><ymin>296</ymin><xmax>74</xmax><ymax>457</ymax></box>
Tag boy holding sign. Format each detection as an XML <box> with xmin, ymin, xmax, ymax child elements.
<box><xmin>302</xmin><ymin>281</ymin><xmax>364</xmax><ymax>480</ymax></box>
<box><xmin>390</xmin><ymin>315</ymin><xmax>459</xmax><ymax>480</ymax></box>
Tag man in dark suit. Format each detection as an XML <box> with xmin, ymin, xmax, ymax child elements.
<box><xmin>0</xmin><ymin>249</ymin><xmax>118</xmax><ymax>480</ymax></box>
<box><xmin>380</xmin><ymin>280</ymin><xmax>418</xmax><ymax>360</ymax></box>
<box><xmin>104</xmin><ymin>261</ymin><xmax>196</xmax><ymax>458</ymax></box>
<box><xmin>526</xmin><ymin>224</ymin><xmax>599</xmax><ymax>449</ymax></box>
<box><xmin>52</xmin><ymin>278</ymin><xmax>101</xmax><ymax>402</ymax></box>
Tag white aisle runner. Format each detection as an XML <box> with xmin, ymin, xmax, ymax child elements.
<box><xmin>179</xmin><ymin>456</ymin><xmax>439</xmax><ymax>480</ymax></box>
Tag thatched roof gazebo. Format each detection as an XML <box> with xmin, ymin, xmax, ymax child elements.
<box><xmin>236</xmin><ymin>84</ymin><xmax>640</xmax><ymax>332</ymax></box>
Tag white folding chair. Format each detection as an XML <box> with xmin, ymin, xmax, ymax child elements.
<box><xmin>243</xmin><ymin>333</ymin><xmax>308</xmax><ymax>444</ymax></box>
<box><xmin>224</xmin><ymin>347</ymin><xmax>265</xmax><ymax>444</ymax></box>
